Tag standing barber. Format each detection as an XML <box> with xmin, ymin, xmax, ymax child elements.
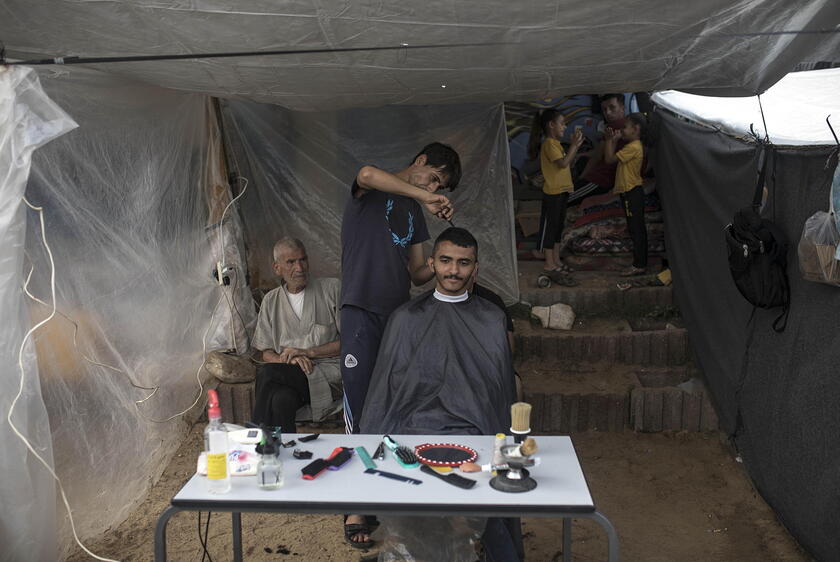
<box><xmin>338</xmin><ymin>142</ymin><xmax>461</xmax><ymax>548</ymax></box>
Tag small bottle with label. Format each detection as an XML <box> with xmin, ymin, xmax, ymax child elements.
<box><xmin>256</xmin><ymin>440</ymin><xmax>284</xmax><ymax>490</ymax></box>
<box><xmin>204</xmin><ymin>389</ymin><xmax>231</xmax><ymax>494</ymax></box>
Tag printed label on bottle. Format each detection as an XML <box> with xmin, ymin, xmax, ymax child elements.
<box><xmin>207</xmin><ymin>453</ymin><xmax>228</xmax><ymax>480</ymax></box>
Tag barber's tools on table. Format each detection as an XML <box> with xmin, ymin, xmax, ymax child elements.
<box><xmin>420</xmin><ymin>464</ymin><xmax>476</xmax><ymax>489</ymax></box>
<box><xmin>255</xmin><ymin>431</ymin><xmax>283</xmax><ymax>490</ymax></box>
<box><xmin>489</xmin><ymin>437</ymin><xmax>539</xmax><ymax>493</ymax></box>
<box><xmin>356</xmin><ymin>446</ymin><xmax>377</xmax><ymax>469</ymax></box>
<box><xmin>301</xmin><ymin>447</ymin><xmax>355</xmax><ymax>480</ymax></box>
<box><xmin>383</xmin><ymin>435</ymin><xmax>421</xmax><ymax>468</ymax></box>
<box><xmin>414</xmin><ymin>443</ymin><xmax>478</xmax><ymax>467</ymax></box>
<box><xmin>510</xmin><ymin>401</ymin><xmax>532</xmax><ymax>444</ymax></box>
<box><xmin>372</xmin><ymin>441</ymin><xmax>386</xmax><ymax>460</ymax></box>
<box><xmin>196</xmin><ymin>400</ymin><xmax>544</xmax><ymax>493</ymax></box>
<box><xmin>365</xmin><ymin>468</ymin><xmax>423</xmax><ymax>485</ymax></box>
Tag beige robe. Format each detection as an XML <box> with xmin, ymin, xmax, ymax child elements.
<box><xmin>252</xmin><ymin>277</ymin><xmax>341</xmax><ymax>421</ymax></box>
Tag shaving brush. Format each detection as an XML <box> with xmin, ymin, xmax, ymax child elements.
<box><xmin>510</xmin><ymin>402</ymin><xmax>532</xmax><ymax>444</ymax></box>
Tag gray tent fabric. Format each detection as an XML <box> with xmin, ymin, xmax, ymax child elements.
<box><xmin>3</xmin><ymin>1</ymin><xmax>840</xmax><ymax>109</ymax></box>
<box><xmin>221</xmin><ymin>101</ymin><xmax>518</xmax><ymax>304</ymax></box>
<box><xmin>654</xmin><ymin>108</ymin><xmax>840</xmax><ymax>560</ymax></box>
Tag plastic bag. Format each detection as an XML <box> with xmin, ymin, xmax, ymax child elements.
<box><xmin>798</xmin><ymin>211</ymin><xmax>840</xmax><ymax>286</ymax></box>
<box><xmin>798</xmin><ymin>158</ymin><xmax>840</xmax><ymax>286</ymax></box>
<box><xmin>375</xmin><ymin>516</ymin><xmax>485</xmax><ymax>562</ymax></box>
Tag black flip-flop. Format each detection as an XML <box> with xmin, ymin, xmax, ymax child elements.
<box><xmin>344</xmin><ymin>516</ymin><xmax>375</xmax><ymax>549</ymax></box>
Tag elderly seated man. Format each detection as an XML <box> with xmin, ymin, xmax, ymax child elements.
<box><xmin>360</xmin><ymin>227</ymin><xmax>522</xmax><ymax>561</ymax></box>
<box><xmin>251</xmin><ymin>237</ymin><xmax>342</xmax><ymax>433</ymax></box>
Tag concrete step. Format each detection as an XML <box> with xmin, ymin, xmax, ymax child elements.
<box><xmin>514</xmin><ymin>327</ymin><xmax>690</xmax><ymax>366</ymax></box>
<box><xmin>525</xmin><ymin>387</ymin><xmax>719</xmax><ymax>433</ymax></box>
<box><xmin>517</xmin><ymin>361</ymin><xmax>717</xmax><ymax>433</ymax></box>
<box><xmin>520</xmin><ymin>284</ymin><xmax>674</xmax><ymax>316</ymax></box>
<box><xmin>517</xmin><ymin>261</ymin><xmax>675</xmax><ymax>317</ymax></box>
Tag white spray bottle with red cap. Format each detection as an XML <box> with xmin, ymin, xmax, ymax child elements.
<box><xmin>204</xmin><ymin>389</ymin><xmax>231</xmax><ymax>493</ymax></box>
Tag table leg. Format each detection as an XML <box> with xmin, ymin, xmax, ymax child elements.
<box><xmin>154</xmin><ymin>506</ymin><xmax>181</xmax><ymax>562</ymax></box>
<box><xmin>232</xmin><ymin>512</ymin><xmax>243</xmax><ymax>562</ymax></box>
<box><xmin>588</xmin><ymin>511</ymin><xmax>619</xmax><ymax>562</ymax></box>
<box><xmin>563</xmin><ymin>518</ymin><xmax>572</xmax><ymax>562</ymax></box>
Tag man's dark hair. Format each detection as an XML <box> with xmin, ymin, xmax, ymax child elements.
<box><xmin>599</xmin><ymin>93</ymin><xmax>625</xmax><ymax>106</ymax></box>
<box><xmin>412</xmin><ymin>142</ymin><xmax>462</xmax><ymax>191</ymax></box>
<box><xmin>433</xmin><ymin>227</ymin><xmax>478</xmax><ymax>259</ymax></box>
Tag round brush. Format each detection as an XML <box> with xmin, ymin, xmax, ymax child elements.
<box><xmin>510</xmin><ymin>402</ymin><xmax>532</xmax><ymax>444</ymax></box>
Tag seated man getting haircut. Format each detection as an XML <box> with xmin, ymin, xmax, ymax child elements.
<box><xmin>360</xmin><ymin>227</ymin><xmax>521</xmax><ymax>561</ymax></box>
<box><xmin>251</xmin><ymin>237</ymin><xmax>342</xmax><ymax>432</ymax></box>
<box><xmin>360</xmin><ymin>227</ymin><xmax>515</xmax><ymax>435</ymax></box>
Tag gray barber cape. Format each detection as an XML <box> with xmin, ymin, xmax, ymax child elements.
<box><xmin>359</xmin><ymin>291</ymin><xmax>515</xmax><ymax>435</ymax></box>
<box><xmin>252</xmin><ymin>277</ymin><xmax>341</xmax><ymax>421</ymax></box>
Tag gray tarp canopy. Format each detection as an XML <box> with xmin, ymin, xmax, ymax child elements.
<box><xmin>2</xmin><ymin>2</ymin><xmax>840</xmax><ymax>560</ymax></box>
<box><xmin>3</xmin><ymin>0</ymin><xmax>840</xmax><ymax>109</ymax></box>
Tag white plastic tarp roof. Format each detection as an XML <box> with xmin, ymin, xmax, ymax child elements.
<box><xmin>652</xmin><ymin>68</ymin><xmax>840</xmax><ymax>146</ymax></box>
<box><xmin>2</xmin><ymin>0</ymin><xmax>839</xmax><ymax>110</ymax></box>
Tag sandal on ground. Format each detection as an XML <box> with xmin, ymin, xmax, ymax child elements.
<box><xmin>554</xmin><ymin>261</ymin><xmax>575</xmax><ymax>274</ymax></box>
<box><xmin>619</xmin><ymin>266</ymin><xmax>647</xmax><ymax>277</ymax></box>
<box><xmin>344</xmin><ymin>515</ymin><xmax>375</xmax><ymax>549</ymax></box>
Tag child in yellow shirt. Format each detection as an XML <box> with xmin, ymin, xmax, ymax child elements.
<box><xmin>530</xmin><ymin>109</ymin><xmax>584</xmax><ymax>284</ymax></box>
<box><xmin>604</xmin><ymin>112</ymin><xmax>647</xmax><ymax>276</ymax></box>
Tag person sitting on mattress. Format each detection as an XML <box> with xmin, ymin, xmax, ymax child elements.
<box><xmin>359</xmin><ymin>226</ymin><xmax>522</xmax><ymax>561</ymax></box>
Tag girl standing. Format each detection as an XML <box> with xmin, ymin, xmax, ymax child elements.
<box><xmin>530</xmin><ymin>109</ymin><xmax>584</xmax><ymax>285</ymax></box>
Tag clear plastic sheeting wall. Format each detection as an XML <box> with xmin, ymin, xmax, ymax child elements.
<box><xmin>22</xmin><ymin>67</ymin><xmax>253</xmax><ymax>557</ymax></box>
<box><xmin>222</xmin><ymin>101</ymin><xmax>518</xmax><ymax>304</ymax></box>
<box><xmin>0</xmin><ymin>66</ymin><xmax>76</xmax><ymax>562</ymax></box>
<box><xmin>4</xmin><ymin>1</ymin><xmax>839</xmax><ymax>110</ymax></box>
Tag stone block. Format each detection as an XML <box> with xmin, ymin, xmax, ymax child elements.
<box><xmin>668</xmin><ymin>329</ymin><xmax>687</xmax><ymax>365</ymax></box>
<box><xmin>643</xmin><ymin>389</ymin><xmax>663</xmax><ymax>432</ymax></box>
<box><xmin>682</xmin><ymin>391</ymin><xmax>702</xmax><ymax>432</ymax></box>
<box><xmin>662</xmin><ymin>388</ymin><xmax>683</xmax><ymax>431</ymax></box>
<box><xmin>630</xmin><ymin>388</ymin><xmax>644</xmax><ymax>431</ymax></box>
<box><xmin>650</xmin><ymin>332</ymin><xmax>669</xmax><ymax>367</ymax></box>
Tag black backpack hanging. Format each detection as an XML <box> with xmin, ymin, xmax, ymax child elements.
<box><xmin>724</xmin><ymin>145</ymin><xmax>790</xmax><ymax>332</ymax></box>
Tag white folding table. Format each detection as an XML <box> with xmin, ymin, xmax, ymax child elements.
<box><xmin>154</xmin><ymin>434</ymin><xmax>618</xmax><ymax>561</ymax></box>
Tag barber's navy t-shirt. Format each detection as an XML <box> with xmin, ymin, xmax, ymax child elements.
<box><xmin>341</xmin><ymin>180</ymin><xmax>430</xmax><ymax>315</ymax></box>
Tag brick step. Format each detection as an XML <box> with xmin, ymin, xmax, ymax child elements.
<box><xmin>526</xmin><ymin>386</ymin><xmax>719</xmax><ymax>433</ymax></box>
<box><xmin>211</xmin><ymin>379</ymin><xmax>718</xmax><ymax>433</ymax></box>
<box><xmin>514</xmin><ymin>328</ymin><xmax>690</xmax><ymax>366</ymax></box>
<box><xmin>520</xmin><ymin>285</ymin><xmax>674</xmax><ymax>317</ymax></box>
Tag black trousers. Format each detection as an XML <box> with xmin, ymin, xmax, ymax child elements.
<box><xmin>340</xmin><ymin>305</ymin><xmax>390</xmax><ymax>434</ymax></box>
<box><xmin>620</xmin><ymin>185</ymin><xmax>648</xmax><ymax>268</ymax></box>
<box><xmin>538</xmin><ymin>191</ymin><xmax>570</xmax><ymax>251</ymax></box>
<box><xmin>252</xmin><ymin>362</ymin><xmax>311</xmax><ymax>433</ymax></box>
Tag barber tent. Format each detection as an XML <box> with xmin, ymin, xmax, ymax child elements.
<box><xmin>1</xmin><ymin>1</ymin><xmax>840</xmax><ymax>559</ymax></box>
<box><xmin>652</xmin><ymin>68</ymin><xmax>840</xmax><ymax>561</ymax></box>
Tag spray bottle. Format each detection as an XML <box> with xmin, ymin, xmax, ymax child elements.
<box><xmin>204</xmin><ymin>389</ymin><xmax>231</xmax><ymax>493</ymax></box>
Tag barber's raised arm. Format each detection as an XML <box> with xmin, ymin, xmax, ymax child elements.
<box><xmin>355</xmin><ymin>166</ymin><xmax>453</xmax><ymax>220</ymax></box>
<box><xmin>408</xmin><ymin>243</ymin><xmax>434</xmax><ymax>286</ymax></box>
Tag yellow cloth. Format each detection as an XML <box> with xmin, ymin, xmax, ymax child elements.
<box><xmin>614</xmin><ymin>140</ymin><xmax>643</xmax><ymax>194</ymax></box>
<box><xmin>540</xmin><ymin>138</ymin><xmax>573</xmax><ymax>195</ymax></box>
